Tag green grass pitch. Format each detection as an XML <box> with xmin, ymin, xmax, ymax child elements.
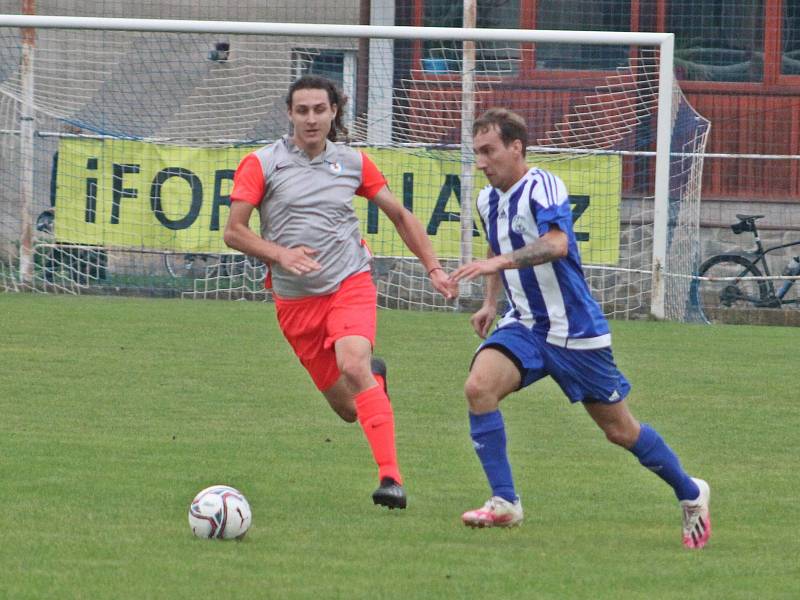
<box><xmin>1</xmin><ymin>293</ymin><xmax>798</xmax><ymax>599</ymax></box>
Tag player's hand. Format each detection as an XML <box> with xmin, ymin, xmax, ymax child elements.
<box><xmin>429</xmin><ymin>267</ymin><xmax>458</xmax><ymax>300</ymax></box>
<box><xmin>449</xmin><ymin>256</ymin><xmax>504</xmax><ymax>282</ymax></box>
<box><xmin>470</xmin><ymin>304</ymin><xmax>496</xmax><ymax>339</ymax></box>
<box><xmin>278</xmin><ymin>246</ymin><xmax>322</xmax><ymax>276</ymax></box>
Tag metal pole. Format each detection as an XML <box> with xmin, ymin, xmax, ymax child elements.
<box><xmin>459</xmin><ymin>0</ymin><xmax>476</xmax><ymax>297</ymax></box>
<box><xmin>356</xmin><ymin>0</ymin><xmax>370</xmax><ymax>121</ymax></box>
<box><xmin>0</xmin><ymin>15</ymin><xmax>674</xmax><ymax>46</ymax></box>
<box><xmin>18</xmin><ymin>0</ymin><xmax>35</xmax><ymax>285</ymax></box>
<box><xmin>366</xmin><ymin>2</ymin><xmax>394</xmax><ymax>144</ymax></box>
<box><xmin>650</xmin><ymin>34</ymin><xmax>675</xmax><ymax>320</ymax></box>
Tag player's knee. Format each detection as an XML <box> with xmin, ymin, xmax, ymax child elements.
<box><xmin>464</xmin><ymin>376</ymin><xmax>497</xmax><ymax>412</ymax></box>
<box><xmin>337</xmin><ymin>356</ymin><xmax>371</xmax><ymax>388</ymax></box>
<box><xmin>463</xmin><ymin>377</ymin><xmax>482</xmax><ymax>403</ymax></box>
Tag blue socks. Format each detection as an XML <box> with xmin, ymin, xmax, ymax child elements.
<box><xmin>469</xmin><ymin>411</ymin><xmax>516</xmax><ymax>503</ymax></box>
<box><xmin>469</xmin><ymin>415</ymin><xmax>698</xmax><ymax>503</ymax></box>
<box><xmin>630</xmin><ymin>423</ymin><xmax>699</xmax><ymax>501</ymax></box>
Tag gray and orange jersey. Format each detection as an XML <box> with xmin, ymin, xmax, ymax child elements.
<box><xmin>231</xmin><ymin>135</ymin><xmax>387</xmax><ymax>298</ymax></box>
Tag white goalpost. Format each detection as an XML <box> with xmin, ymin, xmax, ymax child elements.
<box><xmin>0</xmin><ymin>14</ymin><xmax>709</xmax><ymax>321</ymax></box>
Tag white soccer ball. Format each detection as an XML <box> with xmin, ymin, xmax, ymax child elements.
<box><xmin>188</xmin><ymin>485</ymin><xmax>252</xmax><ymax>540</ymax></box>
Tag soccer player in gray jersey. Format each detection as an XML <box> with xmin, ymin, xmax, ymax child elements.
<box><xmin>224</xmin><ymin>75</ymin><xmax>456</xmax><ymax>509</ymax></box>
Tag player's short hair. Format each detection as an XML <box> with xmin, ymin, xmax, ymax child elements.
<box><xmin>473</xmin><ymin>108</ymin><xmax>528</xmax><ymax>150</ymax></box>
<box><xmin>286</xmin><ymin>75</ymin><xmax>349</xmax><ymax>142</ymax></box>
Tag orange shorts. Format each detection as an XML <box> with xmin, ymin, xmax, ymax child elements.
<box><xmin>273</xmin><ymin>271</ymin><xmax>377</xmax><ymax>392</ymax></box>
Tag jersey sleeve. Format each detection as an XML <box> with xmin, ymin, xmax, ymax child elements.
<box><xmin>356</xmin><ymin>152</ymin><xmax>388</xmax><ymax>200</ymax></box>
<box><xmin>230</xmin><ymin>153</ymin><xmax>265</xmax><ymax>207</ymax></box>
<box><xmin>529</xmin><ymin>172</ymin><xmax>573</xmax><ymax>237</ymax></box>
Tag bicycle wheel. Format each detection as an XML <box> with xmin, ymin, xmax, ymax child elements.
<box><xmin>694</xmin><ymin>254</ymin><xmax>770</xmax><ymax>324</ymax></box>
<box><xmin>163</xmin><ymin>252</ymin><xmax>185</xmax><ymax>278</ymax></box>
<box><xmin>244</xmin><ymin>255</ymin><xmax>268</xmax><ymax>281</ymax></box>
<box><xmin>164</xmin><ymin>253</ymin><xmax>208</xmax><ymax>280</ymax></box>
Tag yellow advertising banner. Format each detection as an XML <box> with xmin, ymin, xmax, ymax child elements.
<box><xmin>55</xmin><ymin>138</ymin><xmax>621</xmax><ymax>263</ymax></box>
<box><xmin>55</xmin><ymin>139</ymin><xmax>256</xmax><ymax>252</ymax></box>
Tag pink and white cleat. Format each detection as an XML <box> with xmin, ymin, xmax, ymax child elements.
<box><xmin>462</xmin><ymin>496</ymin><xmax>523</xmax><ymax>528</ymax></box>
<box><xmin>680</xmin><ymin>478</ymin><xmax>711</xmax><ymax>549</ymax></box>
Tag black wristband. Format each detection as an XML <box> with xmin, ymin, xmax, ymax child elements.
<box><xmin>427</xmin><ymin>267</ymin><xmax>444</xmax><ymax>275</ymax></box>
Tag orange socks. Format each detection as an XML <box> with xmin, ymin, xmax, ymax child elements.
<box><xmin>354</xmin><ymin>384</ymin><xmax>402</xmax><ymax>484</ymax></box>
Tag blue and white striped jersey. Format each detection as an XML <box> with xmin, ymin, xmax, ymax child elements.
<box><xmin>476</xmin><ymin>167</ymin><xmax>611</xmax><ymax>349</ymax></box>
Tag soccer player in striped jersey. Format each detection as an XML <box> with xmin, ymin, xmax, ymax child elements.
<box><xmin>450</xmin><ymin>108</ymin><xmax>711</xmax><ymax>549</ymax></box>
<box><xmin>224</xmin><ymin>75</ymin><xmax>456</xmax><ymax>510</ymax></box>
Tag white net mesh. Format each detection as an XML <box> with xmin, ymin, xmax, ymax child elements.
<box><xmin>0</xmin><ymin>21</ymin><xmax>709</xmax><ymax>320</ymax></box>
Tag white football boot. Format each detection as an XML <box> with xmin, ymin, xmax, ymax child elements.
<box><xmin>680</xmin><ymin>478</ymin><xmax>712</xmax><ymax>549</ymax></box>
<box><xmin>462</xmin><ymin>496</ymin><xmax>523</xmax><ymax>528</ymax></box>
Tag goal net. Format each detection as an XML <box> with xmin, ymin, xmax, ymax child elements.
<box><xmin>0</xmin><ymin>16</ymin><xmax>709</xmax><ymax>320</ymax></box>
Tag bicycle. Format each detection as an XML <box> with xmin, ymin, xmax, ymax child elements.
<box><xmin>692</xmin><ymin>213</ymin><xmax>800</xmax><ymax>323</ymax></box>
<box><xmin>164</xmin><ymin>251</ymin><xmax>268</xmax><ymax>282</ymax></box>
<box><xmin>163</xmin><ymin>252</ymin><xmax>216</xmax><ymax>279</ymax></box>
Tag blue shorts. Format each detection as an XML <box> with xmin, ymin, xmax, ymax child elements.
<box><xmin>476</xmin><ymin>323</ymin><xmax>631</xmax><ymax>404</ymax></box>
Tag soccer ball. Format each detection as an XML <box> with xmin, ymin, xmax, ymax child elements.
<box><xmin>188</xmin><ymin>485</ymin><xmax>252</xmax><ymax>540</ymax></box>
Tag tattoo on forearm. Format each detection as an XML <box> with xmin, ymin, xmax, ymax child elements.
<box><xmin>510</xmin><ymin>240</ymin><xmax>560</xmax><ymax>268</ymax></box>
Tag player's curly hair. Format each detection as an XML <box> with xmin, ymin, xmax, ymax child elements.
<box><xmin>473</xmin><ymin>107</ymin><xmax>528</xmax><ymax>150</ymax></box>
<box><xmin>286</xmin><ymin>75</ymin><xmax>349</xmax><ymax>142</ymax></box>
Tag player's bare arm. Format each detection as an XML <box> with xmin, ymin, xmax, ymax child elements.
<box><xmin>450</xmin><ymin>228</ymin><xmax>568</xmax><ymax>282</ymax></box>
<box><xmin>470</xmin><ymin>249</ymin><xmax>502</xmax><ymax>338</ymax></box>
<box><xmin>223</xmin><ymin>200</ymin><xmax>321</xmax><ymax>276</ymax></box>
<box><xmin>510</xmin><ymin>228</ymin><xmax>568</xmax><ymax>268</ymax></box>
<box><xmin>371</xmin><ymin>185</ymin><xmax>458</xmax><ymax>299</ymax></box>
